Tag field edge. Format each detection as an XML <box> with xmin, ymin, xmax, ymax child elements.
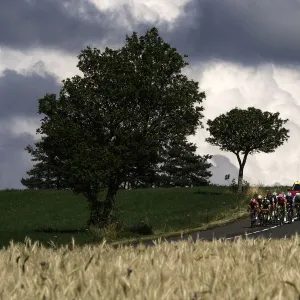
<box><xmin>110</xmin><ymin>208</ymin><xmax>248</xmax><ymax>247</ymax></box>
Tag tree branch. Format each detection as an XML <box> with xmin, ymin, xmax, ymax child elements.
<box><xmin>235</xmin><ymin>150</ymin><xmax>249</xmax><ymax>168</ymax></box>
<box><xmin>242</xmin><ymin>151</ymin><xmax>249</xmax><ymax>167</ymax></box>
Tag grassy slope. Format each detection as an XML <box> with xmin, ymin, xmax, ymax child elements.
<box><xmin>0</xmin><ymin>185</ymin><xmax>287</xmax><ymax>248</ymax></box>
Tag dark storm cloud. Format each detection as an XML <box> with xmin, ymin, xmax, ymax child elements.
<box><xmin>0</xmin><ymin>132</ymin><xmax>35</xmax><ymax>189</ymax></box>
<box><xmin>0</xmin><ymin>66</ymin><xmax>61</xmax><ymax>189</ymax></box>
<box><xmin>163</xmin><ymin>0</ymin><xmax>300</xmax><ymax>66</ymax></box>
<box><xmin>1</xmin><ymin>0</ymin><xmax>299</xmax><ymax>66</ymax></box>
<box><xmin>0</xmin><ymin>0</ymin><xmax>145</xmax><ymax>53</ymax></box>
<box><xmin>0</xmin><ymin>66</ymin><xmax>61</xmax><ymax>119</ymax></box>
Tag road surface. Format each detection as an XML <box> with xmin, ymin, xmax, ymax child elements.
<box><xmin>127</xmin><ymin>217</ymin><xmax>300</xmax><ymax>247</ymax></box>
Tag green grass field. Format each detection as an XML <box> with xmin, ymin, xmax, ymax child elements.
<box><xmin>0</xmin><ymin>185</ymin><xmax>282</xmax><ymax>248</ymax></box>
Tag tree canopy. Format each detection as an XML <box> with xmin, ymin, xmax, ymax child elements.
<box><xmin>25</xmin><ymin>27</ymin><xmax>208</xmax><ymax>227</ymax></box>
<box><xmin>21</xmin><ymin>142</ymin><xmax>67</xmax><ymax>190</ymax></box>
<box><xmin>206</xmin><ymin>107</ymin><xmax>289</xmax><ymax>193</ymax></box>
<box><xmin>158</xmin><ymin>138</ymin><xmax>212</xmax><ymax>187</ymax></box>
<box><xmin>22</xmin><ymin>137</ymin><xmax>212</xmax><ymax>190</ymax></box>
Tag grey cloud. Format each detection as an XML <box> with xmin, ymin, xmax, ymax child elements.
<box><xmin>0</xmin><ymin>66</ymin><xmax>62</xmax><ymax>189</ymax></box>
<box><xmin>163</xmin><ymin>0</ymin><xmax>300</xmax><ymax>66</ymax></box>
<box><xmin>0</xmin><ymin>66</ymin><xmax>61</xmax><ymax>119</ymax></box>
<box><xmin>210</xmin><ymin>155</ymin><xmax>239</xmax><ymax>185</ymax></box>
<box><xmin>0</xmin><ymin>132</ymin><xmax>35</xmax><ymax>189</ymax></box>
<box><xmin>1</xmin><ymin>0</ymin><xmax>299</xmax><ymax>67</ymax></box>
<box><xmin>0</xmin><ymin>0</ymin><xmax>145</xmax><ymax>53</ymax></box>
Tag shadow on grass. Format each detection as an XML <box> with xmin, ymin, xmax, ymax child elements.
<box><xmin>34</xmin><ymin>227</ymin><xmax>88</xmax><ymax>233</ymax></box>
<box><xmin>0</xmin><ymin>230</ymin><xmax>93</xmax><ymax>249</ymax></box>
<box><xmin>194</xmin><ymin>191</ymin><xmax>224</xmax><ymax>196</ymax></box>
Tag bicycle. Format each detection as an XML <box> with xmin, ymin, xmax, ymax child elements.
<box><xmin>295</xmin><ymin>203</ymin><xmax>300</xmax><ymax>220</ymax></box>
<box><xmin>249</xmin><ymin>209</ymin><xmax>258</xmax><ymax>227</ymax></box>
<box><xmin>286</xmin><ymin>204</ymin><xmax>294</xmax><ymax>223</ymax></box>
<box><xmin>277</xmin><ymin>205</ymin><xmax>286</xmax><ymax>226</ymax></box>
<box><xmin>260</xmin><ymin>209</ymin><xmax>270</xmax><ymax>227</ymax></box>
<box><xmin>269</xmin><ymin>205</ymin><xmax>277</xmax><ymax>224</ymax></box>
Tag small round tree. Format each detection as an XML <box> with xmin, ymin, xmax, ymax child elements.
<box><xmin>206</xmin><ymin>107</ymin><xmax>290</xmax><ymax>193</ymax></box>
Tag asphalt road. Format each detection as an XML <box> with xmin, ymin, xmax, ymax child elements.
<box><xmin>128</xmin><ymin>217</ymin><xmax>300</xmax><ymax>247</ymax></box>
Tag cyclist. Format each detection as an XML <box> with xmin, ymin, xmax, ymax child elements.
<box><xmin>248</xmin><ymin>197</ymin><xmax>259</xmax><ymax>224</ymax></box>
<box><xmin>265</xmin><ymin>191</ymin><xmax>273</xmax><ymax>202</ymax></box>
<box><xmin>271</xmin><ymin>191</ymin><xmax>277</xmax><ymax>207</ymax></box>
<box><xmin>266</xmin><ymin>191</ymin><xmax>275</xmax><ymax>216</ymax></box>
<box><xmin>257</xmin><ymin>194</ymin><xmax>264</xmax><ymax>207</ymax></box>
<box><xmin>294</xmin><ymin>192</ymin><xmax>300</xmax><ymax>218</ymax></box>
<box><xmin>294</xmin><ymin>192</ymin><xmax>300</xmax><ymax>202</ymax></box>
<box><xmin>286</xmin><ymin>191</ymin><xmax>295</xmax><ymax>220</ymax></box>
<box><xmin>265</xmin><ymin>190</ymin><xmax>271</xmax><ymax>198</ymax></box>
<box><xmin>248</xmin><ymin>197</ymin><xmax>259</xmax><ymax>212</ymax></box>
<box><xmin>261</xmin><ymin>197</ymin><xmax>271</xmax><ymax>221</ymax></box>
<box><xmin>255</xmin><ymin>195</ymin><xmax>264</xmax><ymax>224</ymax></box>
<box><xmin>276</xmin><ymin>193</ymin><xmax>287</xmax><ymax>222</ymax></box>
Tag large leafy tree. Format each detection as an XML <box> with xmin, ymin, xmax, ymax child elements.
<box><xmin>206</xmin><ymin>107</ymin><xmax>289</xmax><ymax>193</ymax></box>
<box><xmin>28</xmin><ymin>27</ymin><xmax>207</xmax><ymax>227</ymax></box>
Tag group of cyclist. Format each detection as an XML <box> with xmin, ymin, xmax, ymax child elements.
<box><xmin>248</xmin><ymin>190</ymin><xmax>300</xmax><ymax>226</ymax></box>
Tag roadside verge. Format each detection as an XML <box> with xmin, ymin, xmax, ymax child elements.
<box><xmin>110</xmin><ymin>209</ymin><xmax>248</xmax><ymax>247</ymax></box>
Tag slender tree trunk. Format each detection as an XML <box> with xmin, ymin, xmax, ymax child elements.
<box><xmin>235</xmin><ymin>151</ymin><xmax>249</xmax><ymax>194</ymax></box>
<box><xmin>237</xmin><ymin>166</ymin><xmax>244</xmax><ymax>194</ymax></box>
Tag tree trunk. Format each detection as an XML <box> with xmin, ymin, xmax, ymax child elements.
<box><xmin>100</xmin><ymin>180</ymin><xmax>119</xmax><ymax>226</ymax></box>
<box><xmin>87</xmin><ymin>192</ymin><xmax>104</xmax><ymax>227</ymax></box>
<box><xmin>235</xmin><ymin>151</ymin><xmax>249</xmax><ymax>194</ymax></box>
<box><xmin>237</xmin><ymin>166</ymin><xmax>244</xmax><ymax>194</ymax></box>
<box><xmin>86</xmin><ymin>181</ymin><xmax>119</xmax><ymax>228</ymax></box>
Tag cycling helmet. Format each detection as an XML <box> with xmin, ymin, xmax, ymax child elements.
<box><xmin>287</xmin><ymin>192</ymin><xmax>292</xmax><ymax>196</ymax></box>
<box><xmin>272</xmin><ymin>192</ymin><xmax>277</xmax><ymax>196</ymax></box>
<box><xmin>258</xmin><ymin>195</ymin><xmax>262</xmax><ymax>199</ymax></box>
<box><xmin>278</xmin><ymin>193</ymin><xmax>283</xmax><ymax>198</ymax></box>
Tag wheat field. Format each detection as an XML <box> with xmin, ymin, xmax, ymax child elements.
<box><xmin>1</xmin><ymin>236</ymin><xmax>300</xmax><ymax>300</ymax></box>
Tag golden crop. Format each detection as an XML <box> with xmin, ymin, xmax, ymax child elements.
<box><xmin>1</xmin><ymin>236</ymin><xmax>300</xmax><ymax>299</ymax></box>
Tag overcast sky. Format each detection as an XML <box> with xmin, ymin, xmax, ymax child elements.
<box><xmin>0</xmin><ymin>0</ymin><xmax>300</xmax><ymax>189</ymax></box>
